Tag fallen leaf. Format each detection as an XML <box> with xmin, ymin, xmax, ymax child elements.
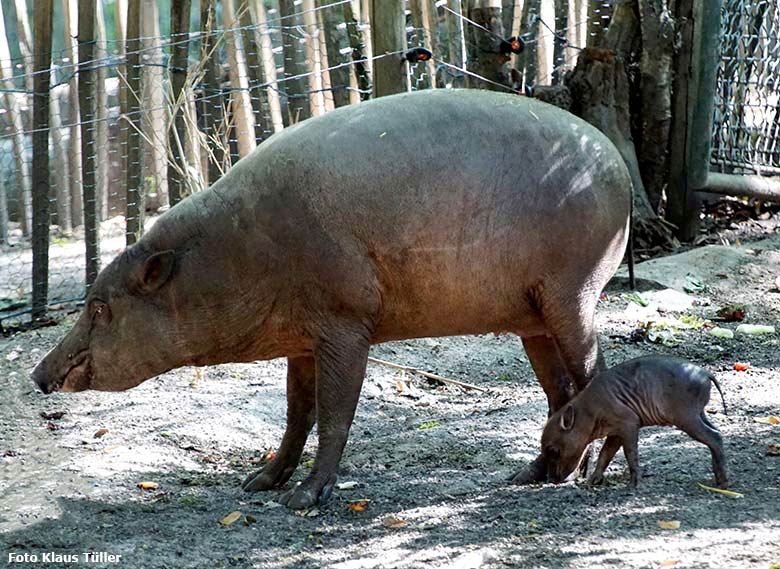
<box><xmin>716</xmin><ymin>304</ymin><xmax>746</xmax><ymax>322</ymax></box>
<box><xmin>244</xmin><ymin>514</ymin><xmax>257</xmax><ymax>525</ymax></box>
<box><xmin>94</xmin><ymin>428</ymin><xmax>109</xmax><ymax>438</ymax></box>
<box><xmin>46</xmin><ymin>422</ymin><xmax>59</xmax><ymax>431</ymax></box>
<box><xmin>417</xmin><ymin>420</ymin><xmax>440</xmax><ymax>430</ymax></box>
<box><xmin>395</xmin><ymin>379</ymin><xmax>406</xmax><ymax>393</ymax></box>
<box><xmin>767</xmin><ymin>444</ymin><xmax>780</xmax><ymax>457</ymax></box>
<box><xmin>336</xmin><ymin>481</ymin><xmax>359</xmax><ymax>490</ymax></box>
<box><xmin>657</xmin><ymin>520</ymin><xmax>681</xmax><ymax>530</ymax></box>
<box><xmin>40</xmin><ymin>411</ymin><xmax>66</xmax><ymax>420</ymax></box>
<box><xmin>219</xmin><ymin>511</ymin><xmax>242</xmax><ymax>526</ymax></box>
<box><xmin>659</xmin><ymin>560</ymin><xmax>680</xmax><ymax>567</ymax></box>
<box><xmin>137</xmin><ymin>481</ymin><xmax>159</xmax><ymax>490</ymax></box>
<box><xmin>382</xmin><ymin>514</ymin><xmax>407</xmax><ymax>528</ymax></box>
<box><xmin>5</xmin><ymin>351</ymin><xmax>19</xmax><ymax>361</ymax></box>
<box><xmin>697</xmin><ymin>482</ymin><xmax>744</xmax><ymax>498</ymax></box>
<box><xmin>305</xmin><ymin>508</ymin><xmax>320</xmax><ymax>517</ymax></box>
<box><xmin>769</xmin><ymin>562</ymin><xmax>780</xmax><ymax>569</ymax></box>
<box><xmin>623</xmin><ymin>291</ymin><xmax>648</xmax><ymax>307</ymax></box>
<box><xmin>348</xmin><ymin>499</ymin><xmax>369</xmax><ymax>512</ymax></box>
<box><xmin>303</xmin><ymin>458</ymin><xmax>315</xmax><ymax>469</ymax></box>
<box><xmin>734</xmin><ymin>362</ymin><xmax>750</xmax><ymax>372</ymax></box>
<box><xmin>754</xmin><ymin>416</ymin><xmax>780</xmax><ymax>425</ymax></box>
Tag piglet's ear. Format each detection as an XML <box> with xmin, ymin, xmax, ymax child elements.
<box><xmin>560</xmin><ymin>405</ymin><xmax>576</xmax><ymax>431</ymax></box>
<box><xmin>132</xmin><ymin>250</ymin><xmax>176</xmax><ymax>294</ymax></box>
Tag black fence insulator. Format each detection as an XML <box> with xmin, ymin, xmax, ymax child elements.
<box><xmin>500</xmin><ymin>37</ymin><xmax>524</xmax><ymax>55</ymax></box>
<box><xmin>404</xmin><ymin>47</ymin><xmax>433</xmax><ymax>64</ymax></box>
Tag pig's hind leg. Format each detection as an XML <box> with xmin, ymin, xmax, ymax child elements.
<box><xmin>679</xmin><ymin>413</ymin><xmax>729</xmax><ymax>489</ymax></box>
<box><xmin>243</xmin><ymin>356</ymin><xmax>317</xmax><ymax>492</ymax></box>
<box><xmin>587</xmin><ymin>435</ymin><xmax>623</xmax><ymax>486</ymax></box>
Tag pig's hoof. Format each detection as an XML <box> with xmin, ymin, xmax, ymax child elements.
<box><xmin>242</xmin><ymin>462</ymin><xmax>295</xmax><ymax>492</ymax></box>
<box><xmin>586</xmin><ymin>472</ymin><xmax>604</xmax><ymax>487</ymax></box>
<box><xmin>278</xmin><ymin>474</ymin><xmax>337</xmax><ymax>510</ymax></box>
<box><xmin>508</xmin><ymin>455</ymin><xmax>547</xmax><ymax>485</ymax></box>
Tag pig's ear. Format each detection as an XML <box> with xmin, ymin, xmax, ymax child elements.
<box><xmin>559</xmin><ymin>405</ymin><xmax>576</xmax><ymax>431</ymax></box>
<box><xmin>131</xmin><ymin>250</ymin><xmax>176</xmax><ymax>294</ymax></box>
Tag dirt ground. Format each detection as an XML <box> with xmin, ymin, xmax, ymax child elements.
<box><xmin>1</xmin><ymin>229</ymin><xmax>779</xmax><ymax>569</ymax></box>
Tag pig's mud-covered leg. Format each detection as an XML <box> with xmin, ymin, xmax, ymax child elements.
<box><xmin>280</xmin><ymin>324</ymin><xmax>370</xmax><ymax>510</ymax></box>
<box><xmin>243</xmin><ymin>356</ymin><xmax>316</xmax><ymax>492</ymax></box>
<box><xmin>510</xmin><ymin>335</ymin><xmax>576</xmax><ymax>484</ymax></box>
<box><xmin>679</xmin><ymin>413</ymin><xmax>729</xmax><ymax>489</ymax></box>
<box><xmin>587</xmin><ymin>436</ymin><xmax>623</xmax><ymax>486</ymax></box>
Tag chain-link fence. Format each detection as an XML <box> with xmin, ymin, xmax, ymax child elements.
<box><xmin>712</xmin><ymin>0</ymin><xmax>780</xmax><ymax>176</ymax></box>
<box><xmin>0</xmin><ymin>0</ymin><xmax>614</xmax><ymax>325</ymax></box>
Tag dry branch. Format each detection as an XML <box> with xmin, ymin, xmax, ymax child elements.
<box><xmin>367</xmin><ymin>356</ymin><xmax>490</xmax><ymax>393</ymax></box>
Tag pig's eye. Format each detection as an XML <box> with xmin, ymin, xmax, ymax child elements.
<box><xmin>90</xmin><ymin>300</ymin><xmax>112</xmax><ymax>325</ymax></box>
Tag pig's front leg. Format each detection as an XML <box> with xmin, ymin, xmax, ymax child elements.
<box><xmin>243</xmin><ymin>356</ymin><xmax>316</xmax><ymax>492</ymax></box>
<box><xmin>279</xmin><ymin>323</ymin><xmax>370</xmax><ymax>510</ymax></box>
<box><xmin>587</xmin><ymin>435</ymin><xmax>623</xmax><ymax>486</ymax></box>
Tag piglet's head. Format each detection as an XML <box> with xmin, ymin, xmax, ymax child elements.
<box><xmin>32</xmin><ymin>245</ymin><xmax>183</xmax><ymax>394</ymax></box>
<box><xmin>540</xmin><ymin>404</ymin><xmax>592</xmax><ymax>483</ymax></box>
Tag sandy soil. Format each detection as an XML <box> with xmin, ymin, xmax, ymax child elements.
<box><xmin>1</xmin><ymin>233</ymin><xmax>779</xmax><ymax>569</ymax></box>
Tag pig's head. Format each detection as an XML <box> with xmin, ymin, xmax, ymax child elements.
<box><xmin>32</xmin><ymin>244</ymin><xmax>184</xmax><ymax>394</ymax></box>
<box><xmin>540</xmin><ymin>403</ymin><xmax>593</xmax><ymax>483</ymax></box>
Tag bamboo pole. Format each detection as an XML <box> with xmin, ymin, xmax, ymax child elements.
<box><xmin>169</xmin><ymin>0</ymin><xmax>192</xmax><ymax>206</ymax></box>
<box><xmin>63</xmin><ymin>0</ymin><xmax>84</xmax><ymax>229</ymax></box>
<box><xmin>78</xmin><ymin>0</ymin><xmax>100</xmax><ymax>287</ymax></box>
<box><xmin>316</xmin><ymin>6</ymin><xmax>335</xmax><ymax>112</ymax></box>
<box><xmin>238</xmin><ymin>0</ymin><xmax>269</xmax><ymax>137</ymax></box>
<box><xmin>32</xmin><ymin>0</ymin><xmax>54</xmax><ymax>319</ymax></box>
<box><xmin>95</xmin><ymin>0</ymin><xmax>109</xmax><ymax>221</ymax></box>
<box><xmin>249</xmin><ymin>0</ymin><xmax>284</xmax><ymax>132</ymax></box>
<box><xmin>141</xmin><ymin>0</ymin><xmax>169</xmax><ymax>209</ymax></box>
<box><xmin>50</xmin><ymin>84</ymin><xmax>72</xmax><ymax>234</ymax></box>
<box><xmin>125</xmin><ymin>0</ymin><xmax>144</xmax><ymax>244</ymax></box>
<box><xmin>0</xmin><ymin>1</ymin><xmax>32</xmax><ymax>237</ymax></box>
<box><xmin>222</xmin><ymin>0</ymin><xmax>257</xmax><ymax>157</ymax></box>
<box><xmin>114</xmin><ymin>0</ymin><xmax>128</xmax><ymax>216</ymax></box>
<box><xmin>13</xmin><ymin>0</ymin><xmax>34</xmax><ymax>91</ymax></box>
<box><xmin>0</xmin><ymin>178</ymin><xmax>8</xmax><ymax>245</ymax></box>
<box><xmin>302</xmin><ymin>0</ymin><xmax>326</xmax><ymax>116</ymax></box>
<box><xmin>409</xmin><ymin>0</ymin><xmax>432</xmax><ymax>89</ymax></box>
<box><xmin>446</xmin><ymin>0</ymin><xmax>466</xmax><ymax>87</ymax></box>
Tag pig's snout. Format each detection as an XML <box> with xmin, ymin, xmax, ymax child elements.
<box><xmin>32</xmin><ymin>361</ymin><xmax>55</xmax><ymax>394</ymax></box>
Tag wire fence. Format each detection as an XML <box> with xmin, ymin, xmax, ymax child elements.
<box><xmin>712</xmin><ymin>0</ymin><xmax>780</xmax><ymax>176</ymax></box>
<box><xmin>0</xmin><ymin>0</ymin><xmax>610</xmax><ymax>324</ymax></box>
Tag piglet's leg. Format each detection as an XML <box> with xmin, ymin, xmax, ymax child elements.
<box><xmin>680</xmin><ymin>413</ymin><xmax>729</xmax><ymax>489</ymax></box>
<box><xmin>243</xmin><ymin>356</ymin><xmax>316</xmax><ymax>492</ymax></box>
<box><xmin>280</xmin><ymin>323</ymin><xmax>370</xmax><ymax>510</ymax></box>
<box><xmin>621</xmin><ymin>427</ymin><xmax>641</xmax><ymax>487</ymax></box>
<box><xmin>587</xmin><ymin>436</ymin><xmax>623</xmax><ymax>486</ymax></box>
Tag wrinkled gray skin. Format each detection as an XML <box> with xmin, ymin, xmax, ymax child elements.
<box><xmin>541</xmin><ymin>355</ymin><xmax>729</xmax><ymax>489</ymax></box>
<box><xmin>32</xmin><ymin>90</ymin><xmax>631</xmax><ymax>509</ymax></box>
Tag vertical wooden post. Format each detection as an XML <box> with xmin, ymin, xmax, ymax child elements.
<box><xmin>169</xmin><ymin>0</ymin><xmax>192</xmax><ymax>206</ymax></box>
<box><xmin>0</xmin><ymin>2</ymin><xmax>32</xmax><ymax>236</ymax></box>
<box><xmin>370</xmin><ymin>0</ymin><xmax>407</xmax><ymax>97</ymax></box>
<box><xmin>344</xmin><ymin>0</ymin><xmax>371</xmax><ymax>101</ymax></box>
<box><xmin>114</xmin><ymin>0</ymin><xmax>128</xmax><ymax>215</ymax></box>
<box><xmin>95</xmin><ymin>0</ymin><xmax>109</xmax><ymax>221</ymax></box>
<box><xmin>551</xmin><ymin>0</ymin><xmax>568</xmax><ymax>84</ymax></box>
<box><xmin>467</xmin><ymin>0</ymin><xmax>508</xmax><ymax>89</ymax></box>
<box><xmin>125</xmin><ymin>0</ymin><xmax>144</xmax><ymax>245</ymax></box>
<box><xmin>50</xmin><ymin>84</ymin><xmax>71</xmax><ymax>234</ymax></box>
<box><xmin>32</xmin><ymin>0</ymin><xmax>54</xmax><ymax>319</ymax></box>
<box><xmin>319</xmin><ymin>1</ymin><xmax>350</xmax><ymax>108</ymax></box>
<box><xmin>301</xmin><ymin>0</ymin><xmax>326</xmax><ymax>116</ymax></box>
<box><xmin>199</xmin><ymin>0</ymin><xmax>226</xmax><ymax>183</ymax></box>
<box><xmin>63</xmin><ymin>0</ymin><xmax>83</xmax><ymax>229</ymax></box>
<box><xmin>239</xmin><ymin>0</ymin><xmax>270</xmax><ymax>136</ymax></box>
<box><xmin>316</xmin><ymin>7</ymin><xmax>336</xmax><ymax>112</ymax></box>
<box><xmin>446</xmin><ymin>0</ymin><xmax>466</xmax><ymax>84</ymax></box>
<box><xmin>223</xmin><ymin>0</ymin><xmax>257</xmax><ymax>157</ymax></box>
<box><xmin>249</xmin><ymin>0</ymin><xmax>284</xmax><ymax>132</ymax></box>
<box><xmin>78</xmin><ymin>0</ymin><xmax>100</xmax><ymax>287</ymax></box>
<box><xmin>278</xmin><ymin>0</ymin><xmax>311</xmax><ymax>123</ymax></box>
